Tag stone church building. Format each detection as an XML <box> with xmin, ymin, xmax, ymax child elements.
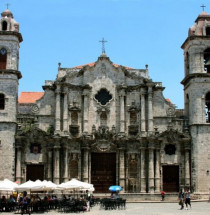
<box><xmin>0</xmin><ymin>8</ymin><xmax>210</xmax><ymax>196</ymax></box>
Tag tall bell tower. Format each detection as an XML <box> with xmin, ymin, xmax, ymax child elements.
<box><xmin>0</xmin><ymin>9</ymin><xmax>22</xmax><ymax>180</ymax></box>
<box><xmin>181</xmin><ymin>10</ymin><xmax>210</xmax><ymax>193</ymax></box>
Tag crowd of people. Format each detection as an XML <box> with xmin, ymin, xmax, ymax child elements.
<box><xmin>0</xmin><ymin>190</ymin><xmax>95</xmax><ymax>214</ymax></box>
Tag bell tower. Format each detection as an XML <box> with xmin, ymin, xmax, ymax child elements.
<box><xmin>0</xmin><ymin>9</ymin><xmax>22</xmax><ymax>180</ymax></box>
<box><xmin>181</xmin><ymin>10</ymin><xmax>210</xmax><ymax>193</ymax></box>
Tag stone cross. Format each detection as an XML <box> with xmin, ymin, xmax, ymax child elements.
<box><xmin>99</xmin><ymin>38</ymin><xmax>107</xmax><ymax>54</ymax></box>
<box><xmin>6</xmin><ymin>3</ymin><xmax>10</xmax><ymax>9</ymax></box>
<box><xmin>201</xmin><ymin>4</ymin><xmax>206</xmax><ymax>11</ymax></box>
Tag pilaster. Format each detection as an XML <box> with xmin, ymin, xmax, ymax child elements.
<box><xmin>53</xmin><ymin>139</ymin><xmax>60</xmax><ymax>184</ymax></box>
<box><xmin>55</xmin><ymin>85</ymin><xmax>61</xmax><ymax>134</ymax></box>
<box><xmin>140</xmin><ymin>147</ymin><xmax>146</xmax><ymax>192</ymax></box>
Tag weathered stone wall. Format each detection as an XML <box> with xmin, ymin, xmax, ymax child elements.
<box><xmin>0</xmin><ymin>123</ymin><xmax>16</xmax><ymax>180</ymax></box>
<box><xmin>190</xmin><ymin>125</ymin><xmax>210</xmax><ymax>193</ymax></box>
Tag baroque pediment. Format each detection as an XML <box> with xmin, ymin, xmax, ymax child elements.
<box><xmin>159</xmin><ymin>129</ymin><xmax>190</xmax><ymax>143</ymax></box>
<box><xmin>17</xmin><ymin>127</ymin><xmax>49</xmax><ymax>139</ymax></box>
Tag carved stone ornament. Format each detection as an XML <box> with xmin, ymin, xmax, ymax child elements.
<box><xmin>31</xmin><ymin>104</ymin><xmax>39</xmax><ymax>114</ymax></box>
<box><xmin>167</xmin><ymin>107</ymin><xmax>175</xmax><ymax>117</ymax></box>
<box><xmin>91</xmin><ymin>140</ymin><xmax>116</xmax><ymax>152</ymax></box>
<box><xmin>93</xmin><ymin>126</ymin><xmax>116</xmax><ymax>141</ymax></box>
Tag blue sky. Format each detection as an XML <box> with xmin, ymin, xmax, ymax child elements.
<box><xmin>1</xmin><ymin>0</ymin><xmax>209</xmax><ymax>108</ymax></box>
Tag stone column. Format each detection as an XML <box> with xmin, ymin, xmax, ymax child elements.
<box><xmin>155</xmin><ymin>149</ymin><xmax>160</xmax><ymax>193</ymax></box>
<box><xmin>147</xmin><ymin>85</ymin><xmax>154</xmax><ymax>134</ymax></box>
<box><xmin>119</xmin><ymin>148</ymin><xmax>125</xmax><ymax>192</ymax></box>
<box><xmin>16</xmin><ymin>143</ymin><xmax>22</xmax><ymax>183</ymax></box>
<box><xmin>83</xmin><ymin>147</ymin><xmax>89</xmax><ymax>183</ymax></box>
<box><xmin>55</xmin><ymin>85</ymin><xmax>61</xmax><ymax>134</ymax></box>
<box><xmin>140</xmin><ymin>147</ymin><xmax>146</xmax><ymax>192</ymax></box>
<box><xmin>78</xmin><ymin>153</ymin><xmax>82</xmax><ymax>180</ymax></box>
<box><xmin>63</xmin><ymin>87</ymin><xmax>69</xmax><ymax>134</ymax></box>
<box><xmin>83</xmin><ymin>89</ymin><xmax>89</xmax><ymax>134</ymax></box>
<box><xmin>185</xmin><ymin>149</ymin><xmax>190</xmax><ymax>187</ymax></box>
<box><xmin>53</xmin><ymin>141</ymin><xmax>60</xmax><ymax>184</ymax></box>
<box><xmin>119</xmin><ymin>90</ymin><xmax>125</xmax><ymax>133</ymax></box>
<box><xmin>47</xmin><ymin>146</ymin><xmax>53</xmax><ymax>181</ymax></box>
<box><xmin>140</xmin><ymin>88</ymin><xmax>146</xmax><ymax>135</ymax></box>
<box><xmin>63</xmin><ymin>144</ymin><xmax>69</xmax><ymax>182</ymax></box>
<box><xmin>148</xmin><ymin>146</ymin><xmax>155</xmax><ymax>193</ymax></box>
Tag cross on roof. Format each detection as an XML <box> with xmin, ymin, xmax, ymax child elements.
<box><xmin>5</xmin><ymin>3</ymin><xmax>10</xmax><ymax>9</ymax></box>
<box><xmin>201</xmin><ymin>4</ymin><xmax>206</xmax><ymax>11</ymax></box>
<box><xmin>99</xmin><ymin>38</ymin><xmax>107</xmax><ymax>54</ymax></box>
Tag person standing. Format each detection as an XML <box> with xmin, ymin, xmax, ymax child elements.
<box><xmin>161</xmin><ymin>190</ymin><xmax>165</xmax><ymax>201</ymax></box>
<box><xmin>185</xmin><ymin>188</ymin><xmax>191</xmax><ymax>210</ymax></box>
<box><xmin>178</xmin><ymin>189</ymin><xmax>184</xmax><ymax>210</ymax></box>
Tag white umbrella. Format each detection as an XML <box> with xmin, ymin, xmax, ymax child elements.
<box><xmin>16</xmin><ymin>180</ymin><xmax>58</xmax><ymax>192</ymax></box>
<box><xmin>42</xmin><ymin>180</ymin><xmax>57</xmax><ymax>190</ymax></box>
<box><xmin>57</xmin><ymin>179</ymin><xmax>94</xmax><ymax>191</ymax></box>
<box><xmin>0</xmin><ymin>179</ymin><xmax>19</xmax><ymax>191</ymax></box>
<box><xmin>15</xmin><ymin>180</ymin><xmax>39</xmax><ymax>191</ymax></box>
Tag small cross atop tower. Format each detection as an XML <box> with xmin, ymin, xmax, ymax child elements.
<box><xmin>99</xmin><ymin>38</ymin><xmax>107</xmax><ymax>54</ymax></box>
<box><xmin>6</xmin><ymin>3</ymin><xmax>10</xmax><ymax>9</ymax></box>
<box><xmin>201</xmin><ymin>4</ymin><xmax>206</xmax><ymax>11</ymax></box>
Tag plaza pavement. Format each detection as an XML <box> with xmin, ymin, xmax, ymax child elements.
<box><xmin>1</xmin><ymin>202</ymin><xmax>210</xmax><ymax>215</ymax></box>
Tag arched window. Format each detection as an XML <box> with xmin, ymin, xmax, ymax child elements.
<box><xmin>100</xmin><ymin>112</ymin><xmax>107</xmax><ymax>126</ymax></box>
<box><xmin>185</xmin><ymin>52</ymin><xmax>189</xmax><ymax>75</ymax></box>
<box><xmin>185</xmin><ymin>94</ymin><xmax>189</xmax><ymax>117</ymax></box>
<box><xmin>204</xmin><ymin>48</ymin><xmax>210</xmax><ymax>73</ymax></box>
<box><xmin>0</xmin><ymin>94</ymin><xmax>5</xmax><ymax>110</ymax></box>
<box><xmin>205</xmin><ymin>92</ymin><xmax>210</xmax><ymax>123</ymax></box>
<box><xmin>71</xmin><ymin>112</ymin><xmax>78</xmax><ymax>125</ymax></box>
<box><xmin>2</xmin><ymin>21</ymin><xmax>7</xmax><ymax>31</ymax></box>
<box><xmin>0</xmin><ymin>48</ymin><xmax>7</xmax><ymax>69</ymax></box>
<box><xmin>206</xmin><ymin>27</ymin><xmax>210</xmax><ymax>36</ymax></box>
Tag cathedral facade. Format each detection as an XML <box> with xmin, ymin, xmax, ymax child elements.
<box><xmin>0</xmin><ymin>8</ymin><xmax>210</xmax><ymax>195</ymax></box>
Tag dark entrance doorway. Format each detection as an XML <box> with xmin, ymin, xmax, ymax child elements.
<box><xmin>91</xmin><ymin>153</ymin><xmax>116</xmax><ymax>193</ymax></box>
<box><xmin>162</xmin><ymin>165</ymin><xmax>179</xmax><ymax>192</ymax></box>
<box><xmin>26</xmin><ymin>164</ymin><xmax>44</xmax><ymax>181</ymax></box>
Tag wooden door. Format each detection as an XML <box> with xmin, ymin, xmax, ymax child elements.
<box><xmin>26</xmin><ymin>164</ymin><xmax>44</xmax><ymax>181</ymax></box>
<box><xmin>162</xmin><ymin>165</ymin><xmax>179</xmax><ymax>192</ymax></box>
<box><xmin>91</xmin><ymin>153</ymin><xmax>116</xmax><ymax>193</ymax></box>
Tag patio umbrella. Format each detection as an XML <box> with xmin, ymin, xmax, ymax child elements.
<box><xmin>0</xmin><ymin>179</ymin><xmax>19</xmax><ymax>191</ymax></box>
<box><xmin>109</xmin><ymin>185</ymin><xmax>122</xmax><ymax>192</ymax></box>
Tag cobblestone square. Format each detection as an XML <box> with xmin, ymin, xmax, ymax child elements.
<box><xmin>1</xmin><ymin>202</ymin><xmax>210</xmax><ymax>215</ymax></box>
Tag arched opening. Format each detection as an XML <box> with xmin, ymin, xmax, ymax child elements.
<box><xmin>100</xmin><ymin>112</ymin><xmax>107</xmax><ymax>126</ymax></box>
<box><xmin>185</xmin><ymin>52</ymin><xmax>189</xmax><ymax>75</ymax></box>
<box><xmin>206</xmin><ymin>27</ymin><xmax>210</xmax><ymax>36</ymax></box>
<box><xmin>0</xmin><ymin>48</ymin><xmax>7</xmax><ymax>69</ymax></box>
<box><xmin>0</xmin><ymin>93</ymin><xmax>5</xmax><ymax>110</ymax></box>
<box><xmin>185</xmin><ymin>94</ymin><xmax>189</xmax><ymax>117</ymax></box>
<box><xmin>205</xmin><ymin>92</ymin><xmax>210</xmax><ymax>123</ymax></box>
<box><xmin>204</xmin><ymin>48</ymin><xmax>210</xmax><ymax>73</ymax></box>
<box><xmin>2</xmin><ymin>21</ymin><xmax>7</xmax><ymax>31</ymax></box>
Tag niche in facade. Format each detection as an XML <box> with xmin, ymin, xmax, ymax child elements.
<box><xmin>30</xmin><ymin>143</ymin><xmax>41</xmax><ymax>154</ymax></box>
